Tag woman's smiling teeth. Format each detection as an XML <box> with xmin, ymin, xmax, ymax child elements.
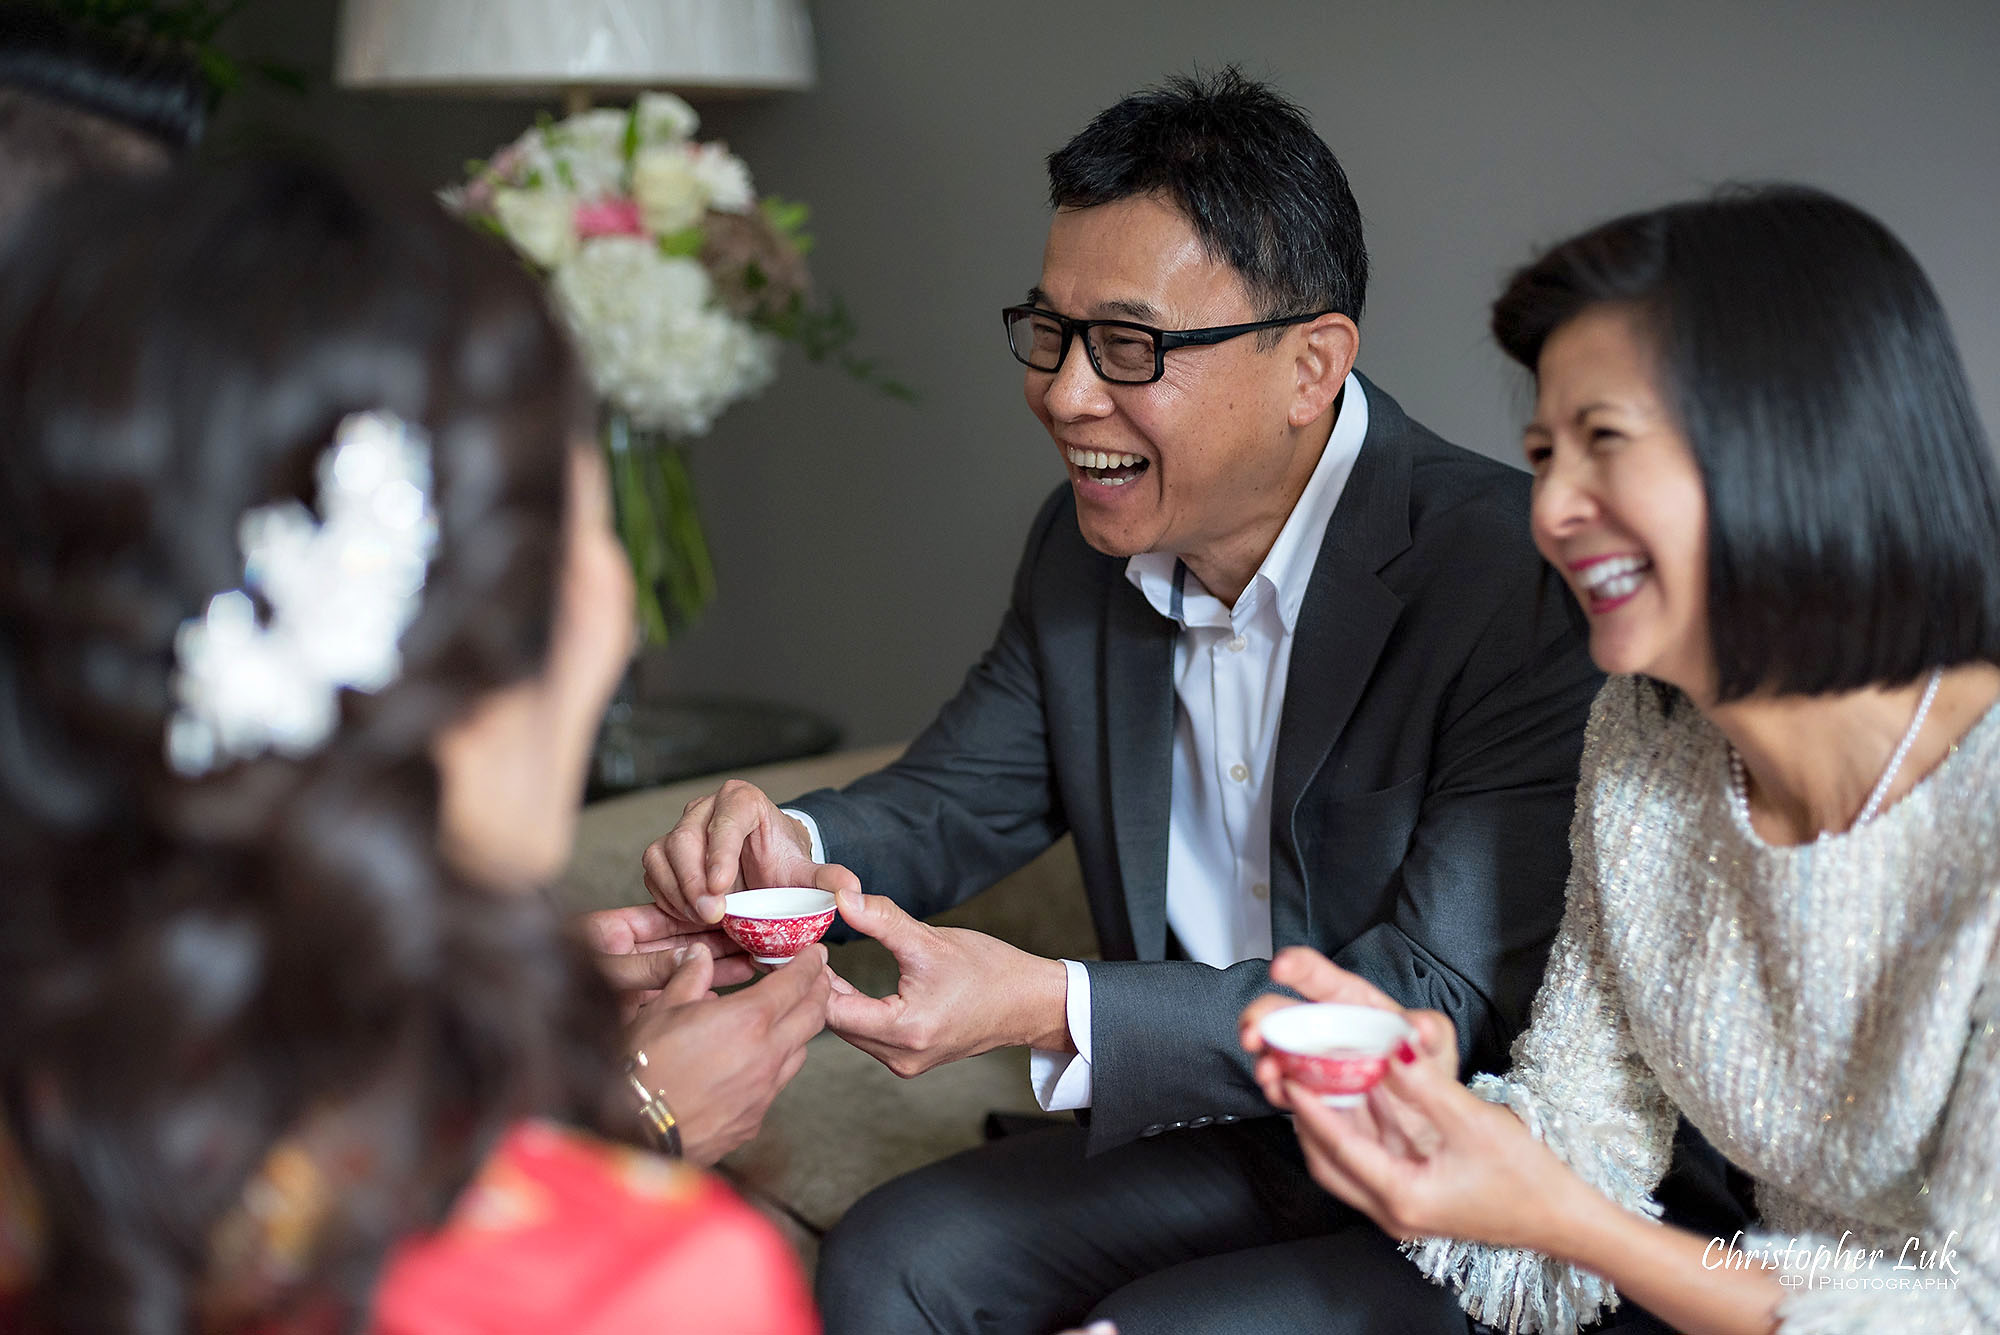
<box><xmin>1066</xmin><ymin>446</ymin><xmax>1149</xmax><ymax>487</ymax></box>
<box><xmin>1577</xmin><ymin>554</ymin><xmax>1652</xmax><ymax>602</ymax></box>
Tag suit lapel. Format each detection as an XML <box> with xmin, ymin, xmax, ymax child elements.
<box><xmin>1270</xmin><ymin>375</ymin><xmax>1415</xmax><ymax>942</ymax></box>
<box><xmin>1103</xmin><ymin>577</ymin><xmax>1176</xmax><ymax>959</ymax></box>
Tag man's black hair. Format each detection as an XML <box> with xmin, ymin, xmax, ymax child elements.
<box><xmin>1047</xmin><ymin>66</ymin><xmax>1367</xmax><ymax>325</ymax></box>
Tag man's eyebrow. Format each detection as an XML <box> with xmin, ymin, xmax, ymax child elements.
<box><xmin>1023</xmin><ymin>289</ymin><xmax>1164</xmax><ymax>324</ymax></box>
<box><xmin>1102</xmin><ymin>298</ymin><xmax>1161</xmax><ymax>324</ymax></box>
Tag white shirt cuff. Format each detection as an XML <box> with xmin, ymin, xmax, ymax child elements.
<box><xmin>1029</xmin><ymin>958</ymin><xmax>1094</xmax><ymax>1111</ymax></box>
<box><xmin>778</xmin><ymin>807</ymin><xmax>827</xmax><ymax>864</ymax></box>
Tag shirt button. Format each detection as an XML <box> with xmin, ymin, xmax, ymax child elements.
<box><xmin>1250</xmin><ymin>881</ymin><xmax>1269</xmax><ymax>901</ymax></box>
<box><xmin>1227</xmin><ymin>635</ymin><xmax>1247</xmax><ymax>653</ymax></box>
<box><xmin>1228</xmin><ymin>763</ymin><xmax>1249</xmax><ymax>783</ymax></box>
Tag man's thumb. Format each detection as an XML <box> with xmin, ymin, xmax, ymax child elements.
<box><xmin>836</xmin><ymin>888</ymin><xmax>912</xmax><ymax>950</ymax></box>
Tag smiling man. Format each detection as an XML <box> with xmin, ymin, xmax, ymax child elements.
<box><xmin>629</xmin><ymin>69</ymin><xmax>1601</xmax><ymax>1332</ymax></box>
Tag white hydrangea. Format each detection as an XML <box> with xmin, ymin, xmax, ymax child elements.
<box><xmin>551</xmin><ymin>237</ymin><xmax>778</xmax><ymax>436</ymax></box>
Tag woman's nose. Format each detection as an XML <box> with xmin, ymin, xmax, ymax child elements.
<box><xmin>1531</xmin><ymin>454</ymin><xmax>1598</xmax><ymax>544</ymax></box>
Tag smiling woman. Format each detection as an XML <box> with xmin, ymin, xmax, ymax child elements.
<box><xmin>1496</xmin><ymin>186</ymin><xmax>2000</xmax><ymax>705</ymax></box>
<box><xmin>1245</xmin><ymin>186</ymin><xmax>2000</xmax><ymax>1335</ymax></box>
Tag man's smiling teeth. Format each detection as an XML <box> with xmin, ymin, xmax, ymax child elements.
<box><xmin>1067</xmin><ymin>447</ymin><xmax>1144</xmax><ymax>470</ymax></box>
<box><xmin>1066</xmin><ymin>447</ymin><xmax>1148</xmax><ymax>487</ymax></box>
<box><xmin>1578</xmin><ymin>555</ymin><xmax>1652</xmax><ymax>601</ymax></box>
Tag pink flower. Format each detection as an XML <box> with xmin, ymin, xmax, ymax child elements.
<box><xmin>574</xmin><ymin>197</ymin><xmax>646</xmax><ymax>239</ymax></box>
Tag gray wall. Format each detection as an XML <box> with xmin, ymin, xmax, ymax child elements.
<box><xmin>220</xmin><ymin>0</ymin><xmax>2000</xmax><ymax>746</ymax></box>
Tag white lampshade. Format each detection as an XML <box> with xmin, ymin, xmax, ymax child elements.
<box><xmin>336</xmin><ymin>0</ymin><xmax>816</xmax><ymax>96</ymax></box>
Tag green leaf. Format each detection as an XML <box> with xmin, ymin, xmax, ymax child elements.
<box><xmin>760</xmin><ymin>196</ymin><xmax>811</xmax><ymax>238</ymax></box>
<box><xmin>554</xmin><ymin>157</ymin><xmax>576</xmax><ymax>191</ymax></box>
<box><xmin>656</xmin><ymin>227</ymin><xmax>705</xmax><ymax>258</ymax></box>
<box><xmin>196</xmin><ymin>47</ymin><xmax>239</xmax><ymax>96</ymax></box>
<box><xmin>463</xmin><ymin>157</ymin><xmax>489</xmax><ymax>178</ymax></box>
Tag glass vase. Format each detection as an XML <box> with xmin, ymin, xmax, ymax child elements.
<box><xmin>603</xmin><ymin>410</ymin><xmax>715</xmax><ymax>645</ymax></box>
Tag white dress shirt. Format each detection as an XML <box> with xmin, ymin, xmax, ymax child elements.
<box><xmin>1031</xmin><ymin>373</ymin><xmax>1368</xmax><ymax>1110</ymax></box>
<box><xmin>789</xmin><ymin>374</ymin><xmax>1369</xmax><ymax>1112</ymax></box>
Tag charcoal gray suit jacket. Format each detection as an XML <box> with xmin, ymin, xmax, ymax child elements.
<box><xmin>790</xmin><ymin>374</ymin><xmax>1602</xmax><ymax>1153</ymax></box>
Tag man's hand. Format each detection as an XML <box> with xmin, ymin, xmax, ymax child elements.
<box><xmin>824</xmin><ymin>888</ymin><xmax>1071</xmax><ymax>1078</ymax></box>
<box><xmin>643</xmin><ymin>779</ymin><xmax>861</xmax><ymax>925</ymax></box>
<box><xmin>623</xmin><ymin>942</ymin><xmax>833</xmax><ymax>1166</ymax></box>
<box><xmin>582</xmin><ymin>903</ymin><xmax>755</xmax><ymax>1019</ymax></box>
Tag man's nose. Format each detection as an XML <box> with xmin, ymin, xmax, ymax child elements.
<box><xmin>1038</xmin><ymin>336</ymin><xmax>1114</xmax><ymax>422</ymax></box>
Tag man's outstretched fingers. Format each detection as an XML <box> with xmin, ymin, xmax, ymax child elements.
<box><xmin>702</xmin><ymin>785</ymin><xmax>764</xmax><ymax>906</ymax></box>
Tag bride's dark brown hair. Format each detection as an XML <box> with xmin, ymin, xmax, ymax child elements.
<box><xmin>0</xmin><ymin>157</ymin><xmax>622</xmax><ymax>1331</ymax></box>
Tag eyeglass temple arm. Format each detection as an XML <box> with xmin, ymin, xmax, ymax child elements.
<box><xmin>1158</xmin><ymin>313</ymin><xmax>1326</xmax><ymax>350</ymax></box>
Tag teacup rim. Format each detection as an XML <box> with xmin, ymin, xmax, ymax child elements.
<box><xmin>1257</xmin><ymin>1001</ymin><xmax>1413</xmax><ymax>1056</ymax></box>
<box><xmin>722</xmin><ymin>886</ymin><xmax>838</xmax><ymax>921</ymax></box>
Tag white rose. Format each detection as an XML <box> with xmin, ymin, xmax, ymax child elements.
<box><xmin>632</xmin><ymin>147</ymin><xmax>711</xmax><ymax>236</ymax></box>
<box><xmin>635</xmin><ymin>91</ymin><xmax>700</xmax><ymax>143</ymax></box>
<box><xmin>689</xmin><ymin>143</ymin><xmax>755</xmax><ymax>213</ymax></box>
<box><xmin>491</xmin><ymin>188</ymin><xmax>578</xmax><ymax>268</ymax></box>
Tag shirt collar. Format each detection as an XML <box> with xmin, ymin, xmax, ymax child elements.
<box><xmin>1126</xmin><ymin>372</ymin><xmax>1370</xmax><ymax>634</ymax></box>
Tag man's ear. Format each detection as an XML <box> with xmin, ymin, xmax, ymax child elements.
<box><xmin>1289</xmin><ymin>313</ymin><xmax>1359</xmax><ymax>428</ymax></box>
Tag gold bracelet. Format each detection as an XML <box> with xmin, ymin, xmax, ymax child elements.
<box><xmin>624</xmin><ymin>1050</ymin><xmax>682</xmax><ymax>1159</ymax></box>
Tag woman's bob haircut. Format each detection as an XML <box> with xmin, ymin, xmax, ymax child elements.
<box><xmin>1492</xmin><ymin>184</ymin><xmax>2000</xmax><ymax>702</ymax></box>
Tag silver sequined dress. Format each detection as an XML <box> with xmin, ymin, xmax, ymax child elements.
<box><xmin>1406</xmin><ymin>676</ymin><xmax>2000</xmax><ymax>1334</ymax></box>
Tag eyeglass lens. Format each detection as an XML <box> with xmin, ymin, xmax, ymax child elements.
<box><xmin>1006</xmin><ymin>309</ymin><xmax>1160</xmax><ymax>384</ymax></box>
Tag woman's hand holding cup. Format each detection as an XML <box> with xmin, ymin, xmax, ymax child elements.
<box><xmin>1238</xmin><ymin>946</ymin><xmax>1459</xmax><ymax>1111</ymax></box>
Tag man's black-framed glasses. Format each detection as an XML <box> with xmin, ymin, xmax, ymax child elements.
<box><xmin>1001</xmin><ymin>304</ymin><xmax>1331</xmax><ymax>385</ymax></box>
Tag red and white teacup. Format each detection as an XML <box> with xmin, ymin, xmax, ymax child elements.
<box><xmin>1257</xmin><ymin>1002</ymin><xmax>1415</xmax><ymax>1107</ymax></box>
<box><xmin>721</xmin><ymin>887</ymin><xmax>837</xmax><ymax>965</ymax></box>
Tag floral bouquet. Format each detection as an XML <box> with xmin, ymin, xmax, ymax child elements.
<box><xmin>445</xmin><ymin>93</ymin><xmax>898</xmax><ymax>642</ymax></box>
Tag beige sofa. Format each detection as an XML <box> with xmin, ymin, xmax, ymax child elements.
<box><xmin>557</xmin><ymin>744</ymin><xmax>1100</xmax><ymax>1267</ymax></box>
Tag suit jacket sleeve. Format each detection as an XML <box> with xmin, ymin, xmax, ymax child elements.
<box><xmin>783</xmin><ymin>490</ymin><xmax>1071</xmax><ymax>924</ymax></box>
<box><xmin>1080</xmin><ymin>559</ymin><xmax>1599</xmax><ymax>1152</ymax></box>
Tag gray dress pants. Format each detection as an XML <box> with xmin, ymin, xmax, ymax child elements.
<box><xmin>814</xmin><ymin>1118</ymin><xmax>1475</xmax><ymax>1335</ymax></box>
<box><xmin>816</xmin><ymin>1113</ymin><xmax>1723</xmax><ymax>1334</ymax></box>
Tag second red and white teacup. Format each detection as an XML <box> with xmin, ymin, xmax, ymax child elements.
<box><xmin>721</xmin><ymin>887</ymin><xmax>837</xmax><ymax>965</ymax></box>
<box><xmin>1257</xmin><ymin>1003</ymin><xmax>1415</xmax><ymax>1107</ymax></box>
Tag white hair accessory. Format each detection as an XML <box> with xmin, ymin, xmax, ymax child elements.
<box><xmin>166</xmin><ymin>410</ymin><xmax>439</xmax><ymax>777</ymax></box>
